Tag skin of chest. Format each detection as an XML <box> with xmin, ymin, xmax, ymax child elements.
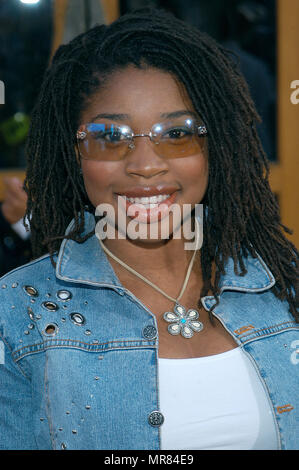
<box><xmin>112</xmin><ymin>260</ymin><xmax>238</xmax><ymax>359</ymax></box>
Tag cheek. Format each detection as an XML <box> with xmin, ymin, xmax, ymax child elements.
<box><xmin>175</xmin><ymin>153</ymin><xmax>209</xmax><ymax>199</ymax></box>
<box><xmin>81</xmin><ymin>161</ymin><xmax>117</xmax><ymax>205</ymax></box>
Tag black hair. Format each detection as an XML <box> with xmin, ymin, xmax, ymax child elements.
<box><xmin>24</xmin><ymin>7</ymin><xmax>299</xmax><ymax>321</ymax></box>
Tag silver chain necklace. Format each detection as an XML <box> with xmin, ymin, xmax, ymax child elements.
<box><xmin>98</xmin><ymin>219</ymin><xmax>204</xmax><ymax>339</ymax></box>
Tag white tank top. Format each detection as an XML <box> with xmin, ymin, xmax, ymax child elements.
<box><xmin>158</xmin><ymin>347</ymin><xmax>278</xmax><ymax>450</ymax></box>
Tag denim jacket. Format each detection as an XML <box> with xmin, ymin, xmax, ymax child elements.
<box><xmin>0</xmin><ymin>211</ymin><xmax>298</xmax><ymax>450</ymax></box>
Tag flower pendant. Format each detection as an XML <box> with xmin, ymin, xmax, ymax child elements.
<box><xmin>163</xmin><ymin>303</ymin><xmax>204</xmax><ymax>339</ymax></box>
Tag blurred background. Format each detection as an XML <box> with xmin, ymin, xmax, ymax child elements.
<box><xmin>0</xmin><ymin>0</ymin><xmax>298</xmax><ymax>275</ymax></box>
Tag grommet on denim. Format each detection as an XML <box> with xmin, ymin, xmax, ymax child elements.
<box><xmin>69</xmin><ymin>312</ymin><xmax>86</xmax><ymax>325</ymax></box>
<box><xmin>57</xmin><ymin>290</ymin><xmax>72</xmax><ymax>301</ymax></box>
<box><xmin>23</xmin><ymin>285</ymin><xmax>38</xmax><ymax>297</ymax></box>
<box><xmin>44</xmin><ymin>323</ymin><xmax>59</xmax><ymax>336</ymax></box>
<box><xmin>42</xmin><ymin>301</ymin><xmax>59</xmax><ymax>311</ymax></box>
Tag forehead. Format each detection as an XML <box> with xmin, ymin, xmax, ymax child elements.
<box><xmin>80</xmin><ymin>65</ymin><xmax>195</xmax><ymax>124</ymax></box>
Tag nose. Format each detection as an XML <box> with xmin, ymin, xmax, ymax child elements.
<box><xmin>125</xmin><ymin>137</ymin><xmax>168</xmax><ymax>179</ymax></box>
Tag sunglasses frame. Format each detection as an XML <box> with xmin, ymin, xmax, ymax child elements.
<box><xmin>76</xmin><ymin>118</ymin><xmax>208</xmax><ymax>161</ymax></box>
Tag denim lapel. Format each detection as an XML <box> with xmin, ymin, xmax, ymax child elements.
<box><xmin>56</xmin><ymin>211</ymin><xmax>275</xmax><ymax>294</ymax></box>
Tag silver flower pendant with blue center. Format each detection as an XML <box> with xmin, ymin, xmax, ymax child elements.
<box><xmin>163</xmin><ymin>303</ymin><xmax>204</xmax><ymax>338</ymax></box>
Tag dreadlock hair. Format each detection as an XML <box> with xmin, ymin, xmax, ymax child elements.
<box><xmin>24</xmin><ymin>7</ymin><xmax>299</xmax><ymax>322</ymax></box>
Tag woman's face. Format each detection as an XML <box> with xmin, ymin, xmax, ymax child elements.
<box><xmin>77</xmin><ymin>65</ymin><xmax>209</xmax><ymax>242</ymax></box>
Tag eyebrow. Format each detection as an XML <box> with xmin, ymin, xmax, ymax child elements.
<box><xmin>91</xmin><ymin>110</ymin><xmax>197</xmax><ymax>122</ymax></box>
<box><xmin>91</xmin><ymin>113</ymin><xmax>130</xmax><ymax>122</ymax></box>
<box><xmin>160</xmin><ymin>110</ymin><xmax>197</xmax><ymax>119</ymax></box>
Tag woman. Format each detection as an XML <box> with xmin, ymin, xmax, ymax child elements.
<box><xmin>0</xmin><ymin>8</ymin><xmax>298</xmax><ymax>450</ymax></box>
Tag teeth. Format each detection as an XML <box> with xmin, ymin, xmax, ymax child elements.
<box><xmin>125</xmin><ymin>194</ymin><xmax>170</xmax><ymax>204</ymax></box>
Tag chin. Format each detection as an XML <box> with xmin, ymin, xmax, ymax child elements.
<box><xmin>118</xmin><ymin>215</ymin><xmax>186</xmax><ymax>244</ymax></box>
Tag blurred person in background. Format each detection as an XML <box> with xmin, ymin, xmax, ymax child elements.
<box><xmin>0</xmin><ymin>176</ymin><xmax>31</xmax><ymax>276</ymax></box>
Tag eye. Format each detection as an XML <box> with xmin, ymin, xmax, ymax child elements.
<box><xmin>101</xmin><ymin>130</ymin><xmax>127</xmax><ymax>143</ymax></box>
<box><xmin>163</xmin><ymin>127</ymin><xmax>193</xmax><ymax>140</ymax></box>
<box><xmin>88</xmin><ymin>124</ymin><xmax>130</xmax><ymax>144</ymax></box>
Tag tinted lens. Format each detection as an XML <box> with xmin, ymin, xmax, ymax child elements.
<box><xmin>77</xmin><ymin>123</ymin><xmax>131</xmax><ymax>161</ymax></box>
<box><xmin>152</xmin><ymin>119</ymin><xmax>205</xmax><ymax>158</ymax></box>
<box><xmin>77</xmin><ymin>118</ymin><xmax>207</xmax><ymax>161</ymax></box>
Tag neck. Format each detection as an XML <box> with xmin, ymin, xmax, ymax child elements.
<box><xmin>102</xmin><ymin>235</ymin><xmax>196</xmax><ymax>276</ymax></box>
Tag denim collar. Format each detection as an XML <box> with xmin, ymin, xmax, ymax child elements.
<box><xmin>56</xmin><ymin>211</ymin><xmax>276</xmax><ymax>295</ymax></box>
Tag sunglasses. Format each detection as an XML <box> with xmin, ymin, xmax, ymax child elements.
<box><xmin>76</xmin><ymin>117</ymin><xmax>208</xmax><ymax>161</ymax></box>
